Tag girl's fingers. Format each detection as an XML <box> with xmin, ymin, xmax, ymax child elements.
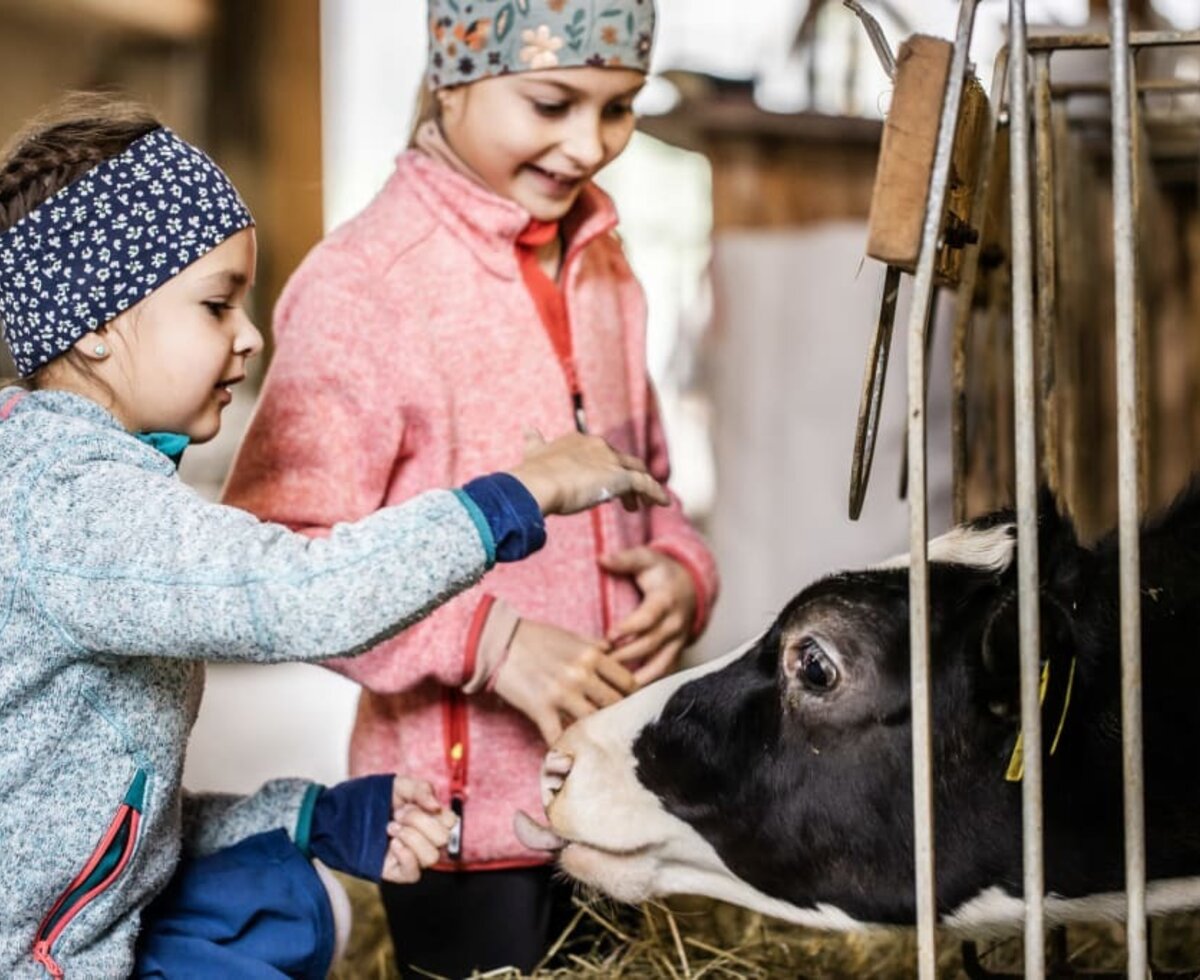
<box><xmin>638</xmin><ymin>472</ymin><xmax>670</xmax><ymax>506</ymax></box>
<box><xmin>383</xmin><ymin>841</ymin><xmax>421</xmax><ymax>884</ymax></box>
<box><xmin>537</xmin><ymin>713</ymin><xmax>564</xmax><ymax>747</ymax></box>
<box><xmin>615</xmin><ymin>452</ymin><xmax>651</xmax><ymax>475</ymax></box>
<box><xmin>633</xmin><ymin>639</ymin><xmax>685</xmax><ymax>686</ymax></box>
<box><xmin>398</xmin><ymin>807</ymin><xmax>455</xmax><ymax>849</ymax></box>
<box><xmin>594</xmin><ymin>652</ymin><xmax>638</xmax><ymax>695</ymax></box>
<box><xmin>583</xmin><ymin>673</ymin><xmax>625</xmax><ymax>709</ymax></box>
<box><xmin>392</xmin><ymin>776</ymin><xmax>442</xmax><ymax>813</ymax></box>
<box><xmin>610</xmin><ymin>599</ymin><xmax>668</xmax><ymax>648</ymax></box>
<box><xmin>560</xmin><ymin>692</ymin><xmax>597</xmax><ymax>724</ymax></box>
<box><xmin>611</xmin><ymin>614</ymin><xmax>684</xmax><ymax>668</ymax></box>
<box><xmin>395</xmin><ymin>824</ymin><xmax>441</xmax><ymax>867</ymax></box>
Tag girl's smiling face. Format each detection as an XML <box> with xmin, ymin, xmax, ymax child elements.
<box><xmin>438</xmin><ymin>67</ymin><xmax>645</xmax><ymax>221</ymax></box>
<box><xmin>76</xmin><ymin>228</ymin><xmax>262</xmax><ymax>442</ymax></box>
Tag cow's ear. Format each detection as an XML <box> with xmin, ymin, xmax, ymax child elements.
<box><xmin>977</xmin><ymin>589</ymin><xmax>1077</xmax><ymax>723</ymax></box>
<box><xmin>1035</xmin><ymin>488</ymin><xmax>1086</xmax><ymax>587</ymax></box>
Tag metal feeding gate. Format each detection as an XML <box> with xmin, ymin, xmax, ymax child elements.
<box><xmin>844</xmin><ymin>2</ymin><xmax>1200</xmax><ymax>977</ymax></box>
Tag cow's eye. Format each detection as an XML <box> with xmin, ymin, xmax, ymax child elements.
<box><xmin>797</xmin><ymin>637</ymin><xmax>839</xmax><ymax>691</ymax></box>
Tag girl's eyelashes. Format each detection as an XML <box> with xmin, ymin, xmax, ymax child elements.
<box><xmin>532</xmin><ymin>100</ymin><xmax>570</xmax><ymax>117</ymax></box>
<box><xmin>604</xmin><ymin>102</ymin><xmax>635</xmax><ymax>120</ymax></box>
<box><xmin>203</xmin><ymin>300</ymin><xmax>233</xmax><ymax>318</ymax></box>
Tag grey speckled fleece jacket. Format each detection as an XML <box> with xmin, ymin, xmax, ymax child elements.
<box><xmin>0</xmin><ymin>387</ymin><xmax>494</xmax><ymax>978</ymax></box>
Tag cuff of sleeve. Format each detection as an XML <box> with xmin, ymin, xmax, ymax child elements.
<box><xmin>308</xmin><ymin>774</ymin><xmax>395</xmax><ymax>882</ymax></box>
<box><xmin>463</xmin><ymin>598</ymin><xmax>521</xmax><ymax>695</ymax></box>
<box><xmin>648</xmin><ymin>541</ymin><xmax>714</xmax><ymax>639</ymax></box>
<box><xmin>452</xmin><ymin>488</ymin><xmax>497</xmax><ymax>566</ymax></box>
<box><xmin>294</xmin><ymin>782</ymin><xmax>324</xmax><ymax>858</ymax></box>
<box><xmin>459</xmin><ymin>473</ymin><xmax>546</xmax><ymax>563</ymax></box>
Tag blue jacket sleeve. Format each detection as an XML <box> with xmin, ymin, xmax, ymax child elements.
<box><xmin>295</xmin><ymin>775</ymin><xmax>394</xmax><ymax>882</ymax></box>
<box><xmin>455</xmin><ymin>473</ymin><xmax>546</xmax><ymax>563</ymax></box>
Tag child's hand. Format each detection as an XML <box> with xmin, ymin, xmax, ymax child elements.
<box><xmin>599</xmin><ymin>548</ymin><xmax>697</xmax><ymax>686</ymax></box>
<box><xmin>382</xmin><ymin>777</ymin><xmax>458</xmax><ymax>884</ymax></box>
<box><xmin>508</xmin><ymin>430</ymin><xmax>669</xmax><ymax>516</ymax></box>
<box><xmin>492</xmin><ymin>619</ymin><xmax>637</xmax><ymax>745</ymax></box>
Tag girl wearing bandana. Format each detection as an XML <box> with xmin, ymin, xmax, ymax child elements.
<box><xmin>0</xmin><ymin>95</ymin><xmax>666</xmax><ymax>979</ymax></box>
<box><xmin>225</xmin><ymin>1</ymin><xmax>719</xmax><ymax>974</ymax></box>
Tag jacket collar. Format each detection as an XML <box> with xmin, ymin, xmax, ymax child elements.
<box><xmin>398</xmin><ymin>150</ymin><xmax>619</xmax><ymax>280</ymax></box>
<box><xmin>0</xmin><ymin>386</ymin><xmax>181</xmax><ymax>467</ymax></box>
<box><xmin>0</xmin><ymin>386</ymin><xmax>126</xmax><ymax>433</ymax></box>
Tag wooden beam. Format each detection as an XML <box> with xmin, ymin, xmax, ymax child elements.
<box><xmin>0</xmin><ymin>0</ymin><xmax>213</xmax><ymax>40</ymax></box>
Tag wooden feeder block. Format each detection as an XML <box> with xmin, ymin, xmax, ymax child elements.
<box><xmin>866</xmin><ymin>34</ymin><xmax>989</xmax><ymax>286</ymax></box>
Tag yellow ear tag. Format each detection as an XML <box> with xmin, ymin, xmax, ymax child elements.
<box><xmin>1004</xmin><ymin>656</ymin><xmax>1077</xmax><ymax>782</ymax></box>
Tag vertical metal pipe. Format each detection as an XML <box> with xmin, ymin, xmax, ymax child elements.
<box><xmin>906</xmin><ymin>2</ymin><xmax>978</xmax><ymax>975</ymax></box>
<box><xmin>1107</xmin><ymin>3</ymin><xmax>1148</xmax><ymax>976</ymax></box>
<box><xmin>1008</xmin><ymin>3</ymin><xmax>1047</xmax><ymax>976</ymax></box>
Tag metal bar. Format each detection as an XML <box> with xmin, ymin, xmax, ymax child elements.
<box><xmin>1107</xmin><ymin>3</ymin><xmax>1148</xmax><ymax>978</ymax></box>
<box><xmin>1052</xmin><ymin>78</ymin><xmax>1200</xmax><ymax>98</ymax></box>
<box><xmin>848</xmin><ymin>264</ymin><xmax>901</xmax><ymax>520</ymax></box>
<box><xmin>1028</xmin><ymin>28</ymin><xmax>1200</xmax><ymax>52</ymax></box>
<box><xmin>906</xmin><ymin>2</ymin><xmax>978</xmax><ymax>974</ymax></box>
<box><xmin>899</xmin><ymin>291</ymin><xmax>938</xmax><ymax>503</ymax></box>
<box><xmin>843</xmin><ymin>0</ymin><xmax>897</xmax><ymax>78</ymax></box>
<box><xmin>1034</xmin><ymin>53</ymin><xmax>1059</xmax><ymax>501</ymax></box>
<box><xmin>1008</xmin><ymin>4</ymin><xmax>1046</xmax><ymax>976</ymax></box>
<box><xmin>950</xmin><ymin>46</ymin><xmax>1010</xmax><ymax>524</ymax></box>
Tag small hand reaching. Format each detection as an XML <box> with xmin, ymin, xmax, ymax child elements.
<box><xmin>492</xmin><ymin>618</ymin><xmax>638</xmax><ymax>745</ymax></box>
<box><xmin>508</xmin><ymin>430</ymin><xmax>669</xmax><ymax>517</ymax></box>
<box><xmin>381</xmin><ymin>777</ymin><xmax>459</xmax><ymax>884</ymax></box>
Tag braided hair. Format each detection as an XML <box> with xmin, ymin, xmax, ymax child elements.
<box><xmin>0</xmin><ymin>93</ymin><xmax>160</xmax><ymax>386</ymax></box>
<box><xmin>0</xmin><ymin>93</ymin><xmax>159</xmax><ymax>229</ymax></box>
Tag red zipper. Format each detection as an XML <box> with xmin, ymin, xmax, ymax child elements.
<box><xmin>444</xmin><ymin>691</ymin><xmax>469</xmax><ymax>861</ymax></box>
<box><xmin>32</xmin><ymin>804</ymin><xmax>141</xmax><ymax>977</ymax></box>
<box><xmin>442</xmin><ymin>597</ymin><xmax>493</xmax><ymax>862</ymax></box>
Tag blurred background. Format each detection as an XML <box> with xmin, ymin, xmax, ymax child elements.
<box><xmin>1</xmin><ymin>0</ymin><xmax>1197</xmax><ymax>794</ymax></box>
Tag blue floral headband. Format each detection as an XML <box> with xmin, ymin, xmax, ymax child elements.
<box><xmin>0</xmin><ymin>127</ymin><xmax>254</xmax><ymax>377</ymax></box>
<box><xmin>426</xmin><ymin>0</ymin><xmax>656</xmax><ymax>89</ymax></box>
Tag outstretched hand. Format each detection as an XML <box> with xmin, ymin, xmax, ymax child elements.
<box><xmin>381</xmin><ymin>777</ymin><xmax>458</xmax><ymax>884</ymax></box>
<box><xmin>508</xmin><ymin>429</ymin><xmax>669</xmax><ymax>516</ymax></box>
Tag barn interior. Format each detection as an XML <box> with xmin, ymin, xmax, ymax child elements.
<box><xmin>4</xmin><ymin>0</ymin><xmax>1200</xmax><ymax>976</ymax></box>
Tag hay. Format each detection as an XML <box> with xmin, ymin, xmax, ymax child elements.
<box><xmin>330</xmin><ymin>873</ymin><xmax>1200</xmax><ymax>979</ymax></box>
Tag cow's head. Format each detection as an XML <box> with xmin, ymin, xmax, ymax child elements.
<box><xmin>515</xmin><ymin>507</ymin><xmax>1164</xmax><ymax>930</ymax></box>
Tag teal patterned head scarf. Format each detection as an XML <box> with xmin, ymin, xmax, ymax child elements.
<box><xmin>426</xmin><ymin>0</ymin><xmax>656</xmax><ymax>89</ymax></box>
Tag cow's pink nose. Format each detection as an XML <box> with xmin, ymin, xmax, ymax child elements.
<box><xmin>541</xmin><ymin>750</ymin><xmax>574</xmax><ymax>809</ymax></box>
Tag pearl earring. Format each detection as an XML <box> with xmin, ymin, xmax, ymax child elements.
<box><xmin>93</xmin><ymin>343</ymin><xmax>108</xmax><ymax>358</ymax></box>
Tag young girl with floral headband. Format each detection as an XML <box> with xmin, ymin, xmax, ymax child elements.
<box><xmin>224</xmin><ymin>1</ymin><xmax>719</xmax><ymax>974</ymax></box>
<box><xmin>0</xmin><ymin>95</ymin><xmax>665</xmax><ymax>979</ymax></box>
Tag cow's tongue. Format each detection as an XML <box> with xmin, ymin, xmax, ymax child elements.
<box><xmin>514</xmin><ymin>810</ymin><xmax>565</xmax><ymax>851</ymax></box>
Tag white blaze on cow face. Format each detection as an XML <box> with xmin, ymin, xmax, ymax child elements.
<box><xmin>876</xmin><ymin>522</ymin><xmax>1016</xmax><ymax>573</ymax></box>
<box><xmin>539</xmin><ymin>637</ymin><xmax>866</xmax><ymax>931</ymax></box>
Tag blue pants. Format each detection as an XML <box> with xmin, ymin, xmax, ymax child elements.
<box><xmin>135</xmin><ymin>829</ymin><xmax>335</xmax><ymax>979</ymax></box>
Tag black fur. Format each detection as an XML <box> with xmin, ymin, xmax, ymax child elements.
<box><xmin>632</xmin><ymin>487</ymin><xmax>1200</xmax><ymax>924</ymax></box>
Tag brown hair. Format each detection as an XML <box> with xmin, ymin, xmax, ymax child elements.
<box><xmin>0</xmin><ymin>93</ymin><xmax>160</xmax><ymax>387</ymax></box>
<box><xmin>407</xmin><ymin>78</ymin><xmax>441</xmax><ymax>149</ymax></box>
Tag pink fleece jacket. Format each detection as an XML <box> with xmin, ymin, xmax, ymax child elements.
<box><xmin>223</xmin><ymin>150</ymin><xmax>719</xmax><ymax>867</ymax></box>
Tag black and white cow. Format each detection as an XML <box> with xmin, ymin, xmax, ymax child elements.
<box><xmin>516</xmin><ymin>489</ymin><xmax>1200</xmax><ymax>931</ymax></box>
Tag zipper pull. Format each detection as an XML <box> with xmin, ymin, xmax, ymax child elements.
<box><xmin>447</xmin><ymin>796</ymin><xmax>464</xmax><ymax>860</ymax></box>
<box><xmin>33</xmin><ymin>941</ymin><xmax>64</xmax><ymax>979</ymax></box>
<box><xmin>572</xmin><ymin>391</ymin><xmax>588</xmax><ymax>434</ymax></box>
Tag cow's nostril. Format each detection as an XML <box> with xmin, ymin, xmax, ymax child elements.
<box><xmin>541</xmin><ymin>751</ymin><xmax>574</xmax><ymax>809</ymax></box>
